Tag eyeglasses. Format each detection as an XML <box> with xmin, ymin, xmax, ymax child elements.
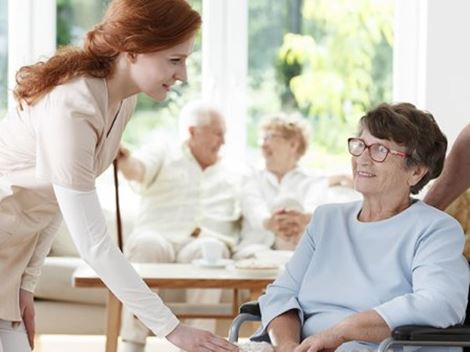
<box><xmin>347</xmin><ymin>137</ymin><xmax>409</xmax><ymax>163</ymax></box>
<box><xmin>259</xmin><ymin>132</ymin><xmax>287</xmax><ymax>144</ymax></box>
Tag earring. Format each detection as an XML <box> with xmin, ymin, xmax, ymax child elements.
<box><xmin>128</xmin><ymin>52</ymin><xmax>136</xmax><ymax>62</ymax></box>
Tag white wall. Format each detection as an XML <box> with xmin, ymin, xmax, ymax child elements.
<box><xmin>202</xmin><ymin>0</ymin><xmax>248</xmax><ymax>163</ymax></box>
<box><xmin>394</xmin><ymin>0</ymin><xmax>470</xmax><ymax>146</ymax></box>
<box><xmin>7</xmin><ymin>0</ymin><xmax>56</xmax><ymax>108</ymax></box>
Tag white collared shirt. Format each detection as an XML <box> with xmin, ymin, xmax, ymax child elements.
<box><xmin>129</xmin><ymin>142</ymin><xmax>241</xmax><ymax>247</ymax></box>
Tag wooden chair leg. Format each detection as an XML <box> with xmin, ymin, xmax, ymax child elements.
<box><xmin>105</xmin><ymin>290</ymin><xmax>122</xmax><ymax>352</ymax></box>
<box><xmin>232</xmin><ymin>289</ymin><xmax>239</xmax><ymax>319</ymax></box>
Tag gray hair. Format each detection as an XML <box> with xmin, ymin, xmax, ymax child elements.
<box><xmin>260</xmin><ymin>112</ymin><xmax>311</xmax><ymax>158</ymax></box>
<box><xmin>178</xmin><ymin>99</ymin><xmax>223</xmax><ymax>141</ymax></box>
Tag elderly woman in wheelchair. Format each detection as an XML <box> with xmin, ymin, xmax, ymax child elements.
<box><xmin>247</xmin><ymin>103</ymin><xmax>470</xmax><ymax>352</ymax></box>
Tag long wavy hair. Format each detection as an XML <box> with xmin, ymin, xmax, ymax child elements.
<box><xmin>14</xmin><ymin>0</ymin><xmax>201</xmax><ymax>107</ymax></box>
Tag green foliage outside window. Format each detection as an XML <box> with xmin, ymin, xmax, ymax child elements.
<box><xmin>248</xmin><ymin>0</ymin><xmax>393</xmax><ymax>170</ymax></box>
<box><xmin>281</xmin><ymin>0</ymin><xmax>393</xmax><ymax>153</ymax></box>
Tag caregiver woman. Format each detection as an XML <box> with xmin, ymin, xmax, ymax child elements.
<box><xmin>0</xmin><ymin>0</ymin><xmax>237</xmax><ymax>351</ymax></box>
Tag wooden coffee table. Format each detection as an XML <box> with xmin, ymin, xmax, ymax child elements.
<box><xmin>73</xmin><ymin>262</ymin><xmax>277</xmax><ymax>352</ymax></box>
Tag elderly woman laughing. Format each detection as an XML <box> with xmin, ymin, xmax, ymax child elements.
<box><xmin>254</xmin><ymin>103</ymin><xmax>470</xmax><ymax>352</ymax></box>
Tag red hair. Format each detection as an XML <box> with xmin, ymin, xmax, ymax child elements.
<box><xmin>14</xmin><ymin>0</ymin><xmax>201</xmax><ymax>107</ymax></box>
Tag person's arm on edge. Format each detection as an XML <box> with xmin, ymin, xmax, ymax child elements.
<box><xmin>53</xmin><ymin>184</ymin><xmax>238</xmax><ymax>352</ymax></box>
<box><xmin>267</xmin><ymin>309</ymin><xmax>301</xmax><ymax>352</ymax></box>
<box><xmin>424</xmin><ymin>124</ymin><xmax>470</xmax><ymax>210</ymax></box>
<box><xmin>293</xmin><ymin>310</ymin><xmax>390</xmax><ymax>352</ymax></box>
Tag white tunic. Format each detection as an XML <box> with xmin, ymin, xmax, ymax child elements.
<box><xmin>129</xmin><ymin>141</ymin><xmax>241</xmax><ymax>248</ymax></box>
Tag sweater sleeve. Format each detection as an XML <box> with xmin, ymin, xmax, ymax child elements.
<box><xmin>374</xmin><ymin>218</ymin><xmax>470</xmax><ymax>329</ymax></box>
<box><xmin>53</xmin><ymin>184</ymin><xmax>180</xmax><ymax>337</ymax></box>
<box><xmin>255</xmin><ymin>219</ymin><xmax>318</xmax><ymax>338</ymax></box>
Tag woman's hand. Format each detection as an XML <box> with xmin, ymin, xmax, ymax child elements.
<box><xmin>12</xmin><ymin>289</ymin><xmax>35</xmax><ymax>349</ymax></box>
<box><xmin>166</xmin><ymin>323</ymin><xmax>239</xmax><ymax>351</ymax></box>
<box><xmin>293</xmin><ymin>328</ymin><xmax>345</xmax><ymax>352</ymax></box>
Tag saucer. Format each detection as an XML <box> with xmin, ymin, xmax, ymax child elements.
<box><xmin>228</xmin><ymin>259</ymin><xmax>280</xmax><ymax>277</ymax></box>
<box><xmin>254</xmin><ymin>250</ymin><xmax>293</xmax><ymax>266</ymax></box>
<box><xmin>192</xmin><ymin>258</ymin><xmax>233</xmax><ymax>268</ymax></box>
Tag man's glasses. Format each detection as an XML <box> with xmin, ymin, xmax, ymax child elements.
<box><xmin>347</xmin><ymin>137</ymin><xmax>409</xmax><ymax>163</ymax></box>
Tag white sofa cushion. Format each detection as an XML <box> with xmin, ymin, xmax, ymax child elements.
<box><xmin>49</xmin><ymin>182</ymin><xmax>138</xmax><ymax>257</ymax></box>
<box><xmin>35</xmin><ymin>256</ymin><xmax>107</xmax><ymax>305</ymax></box>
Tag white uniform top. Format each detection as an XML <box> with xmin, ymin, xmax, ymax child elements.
<box><xmin>238</xmin><ymin>166</ymin><xmax>329</xmax><ymax>249</ymax></box>
<box><xmin>0</xmin><ymin>77</ymin><xmax>179</xmax><ymax>338</ymax></box>
<box><xmin>130</xmin><ymin>141</ymin><xmax>241</xmax><ymax>248</ymax></box>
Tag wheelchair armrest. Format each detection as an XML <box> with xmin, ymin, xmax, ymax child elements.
<box><xmin>240</xmin><ymin>300</ymin><xmax>261</xmax><ymax>317</ymax></box>
<box><xmin>392</xmin><ymin>324</ymin><xmax>470</xmax><ymax>342</ymax></box>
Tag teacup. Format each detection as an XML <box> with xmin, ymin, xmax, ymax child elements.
<box><xmin>201</xmin><ymin>238</ymin><xmax>224</xmax><ymax>265</ymax></box>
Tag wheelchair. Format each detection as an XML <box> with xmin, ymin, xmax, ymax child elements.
<box><xmin>228</xmin><ymin>297</ymin><xmax>470</xmax><ymax>351</ymax></box>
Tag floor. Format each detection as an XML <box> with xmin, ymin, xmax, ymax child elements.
<box><xmin>34</xmin><ymin>336</ymin><xmax>180</xmax><ymax>352</ymax></box>
<box><xmin>35</xmin><ymin>334</ymin><xmax>251</xmax><ymax>352</ymax></box>
<box><xmin>33</xmin><ymin>314</ymin><xmax>255</xmax><ymax>351</ymax></box>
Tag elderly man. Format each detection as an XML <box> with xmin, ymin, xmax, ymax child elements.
<box><xmin>117</xmin><ymin>100</ymin><xmax>241</xmax><ymax>352</ymax></box>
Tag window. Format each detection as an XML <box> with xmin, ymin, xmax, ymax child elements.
<box><xmin>56</xmin><ymin>0</ymin><xmax>202</xmax><ymax>148</ymax></box>
<box><xmin>123</xmin><ymin>0</ymin><xmax>202</xmax><ymax>147</ymax></box>
<box><xmin>247</xmin><ymin>0</ymin><xmax>394</xmax><ymax>171</ymax></box>
<box><xmin>0</xmin><ymin>0</ymin><xmax>7</xmax><ymax>117</ymax></box>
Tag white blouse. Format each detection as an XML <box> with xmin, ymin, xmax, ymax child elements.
<box><xmin>238</xmin><ymin>167</ymin><xmax>329</xmax><ymax>249</ymax></box>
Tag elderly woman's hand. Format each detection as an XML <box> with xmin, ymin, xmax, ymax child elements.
<box><xmin>293</xmin><ymin>328</ymin><xmax>345</xmax><ymax>352</ymax></box>
<box><xmin>275</xmin><ymin>210</ymin><xmax>311</xmax><ymax>242</ymax></box>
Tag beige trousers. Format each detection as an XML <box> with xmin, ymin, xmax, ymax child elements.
<box><xmin>120</xmin><ymin>231</ymin><xmax>228</xmax><ymax>345</ymax></box>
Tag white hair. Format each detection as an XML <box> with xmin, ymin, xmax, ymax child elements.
<box><xmin>178</xmin><ymin>99</ymin><xmax>224</xmax><ymax>141</ymax></box>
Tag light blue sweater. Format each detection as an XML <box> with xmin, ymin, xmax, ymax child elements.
<box><xmin>256</xmin><ymin>200</ymin><xmax>470</xmax><ymax>351</ymax></box>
